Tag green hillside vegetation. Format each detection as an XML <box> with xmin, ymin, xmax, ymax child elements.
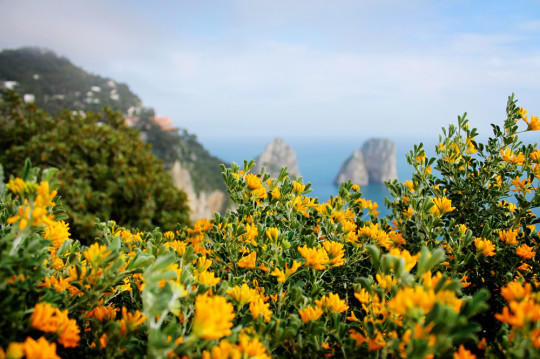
<box><xmin>0</xmin><ymin>47</ymin><xmax>228</xmax><ymax>202</ymax></box>
<box><xmin>129</xmin><ymin>108</ymin><xmax>228</xmax><ymax>197</ymax></box>
<box><xmin>0</xmin><ymin>47</ymin><xmax>141</xmax><ymax>115</ymax></box>
<box><xmin>0</xmin><ymin>91</ymin><xmax>190</xmax><ymax>244</ymax></box>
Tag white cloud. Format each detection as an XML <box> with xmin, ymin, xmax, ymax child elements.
<box><xmin>0</xmin><ymin>0</ymin><xmax>539</xmax><ymax>142</ymax></box>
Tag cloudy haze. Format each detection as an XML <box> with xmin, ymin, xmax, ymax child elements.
<box><xmin>1</xmin><ymin>0</ymin><xmax>539</xmax><ymax>146</ymax></box>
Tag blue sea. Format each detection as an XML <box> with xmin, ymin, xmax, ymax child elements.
<box><xmin>202</xmin><ymin>135</ymin><xmax>539</xmax><ymax>219</ymax></box>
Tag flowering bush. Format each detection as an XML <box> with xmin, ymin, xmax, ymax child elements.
<box><xmin>0</xmin><ymin>95</ymin><xmax>538</xmax><ymax>358</ymax></box>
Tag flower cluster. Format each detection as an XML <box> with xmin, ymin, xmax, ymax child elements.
<box><xmin>0</xmin><ymin>94</ymin><xmax>538</xmax><ymax>358</ymax></box>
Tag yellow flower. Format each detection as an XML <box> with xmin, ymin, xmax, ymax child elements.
<box><xmin>164</xmin><ymin>240</ymin><xmax>187</xmax><ymax>255</ymax></box>
<box><xmin>298</xmin><ymin>306</ymin><xmax>324</xmax><ymax>323</ymax></box>
<box><xmin>270</xmin><ymin>260</ymin><xmax>301</xmax><ymax>282</ymax></box>
<box><xmin>30</xmin><ymin>302</ymin><xmax>80</xmax><ymax>348</ymax></box>
<box><xmin>265</xmin><ymin>227</ymin><xmax>279</xmax><ymax>242</ymax></box>
<box><xmin>198</xmin><ymin>271</ymin><xmax>221</xmax><ymax>286</ymax></box>
<box><xmin>83</xmin><ymin>243</ymin><xmax>111</xmax><ymax>267</ymax></box>
<box><xmin>236</xmin><ymin>334</ymin><xmax>272</xmax><ymax>359</ymax></box>
<box><xmin>351</xmin><ymin>184</ymin><xmax>360</xmax><ymax>192</ymax></box>
<box><xmin>270</xmin><ymin>267</ymin><xmax>286</xmax><ymax>282</ymax></box>
<box><xmin>85</xmin><ymin>303</ymin><xmax>118</xmax><ymax>322</ymax></box>
<box><xmin>245</xmin><ymin>173</ymin><xmax>263</xmax><ymax>190</ymax></box>
<box><xmin>197</xmin><ymin>256</ymin><xmax>213</xmax><ymax>272</ymax></box>
<box><xmin>6</xmin><ymin>178</ymin><xmax>27</xmax><ymax>195</ymax></box>
<box><xmin>466</xmin><ymin>137</ymin><xmax>477</xmax><ymax>154</ymax></box>
<box><xmin>453</xmin><ymin>345</ymin><xmax>476</xmax><ymax>359</ymax></box>
<box><xmin>500</xmin><ymin>148</ymin><xmax>513</xmax><ymax>163</ymax></box>
<box><xmin>292</xmin><ymin>196</ymin><xmax>317</xmax><ymax>216</ymax></box>
<box><xmin>119</xmin><ymin>307</ymin><xmax>146</xmax><ymax>335</ymax></box>
<box><xmin>297</xmin><ymin>245</ymin><xmax>329</xmax><ymax>270</ymax></box>
<box><xmin>501</xmin><ymin>281</ymin><xmax>532</xmax><ymax>302</ymax></box>
<box><xmin>163</xmin><ymin>231</ymin><xmax>175</xmax><ymax>240</ymax></box>
<box><xmin>226</xmin><ymin>283</ymin><xmax>260</xmax><ymax>306</ymax></box>
<box><xmin>474</xmin><ymin>238</ymin><xmax>496</xmax><ymax>257</ymax></box>
<box><xmin>498</xmin><ymin>228</ymin><xmax>519</xmax><ymax>245</ymax></box>
<box><xmin>388</xmin><ymin>248</ymin><xmax>418</xmax><ymax>271</ymax></box>
<box><xmin>531</xmin><ymin>149</ymin><xmax>540</xmax><ymax>163</ymax></box>
<box><xmin>354</xmin><ymin>288</ymin><xmax>370</xmax><ymax>304</ymax></box>
<box><xmin>44</xmin><ymin>220</ymin><xmax>70</xmax><ymax>249</ymax></box>
<box><xmin>387</xmin><ymin>286</ymin><xmax>435</xmax><ymax>316</ymax></box>
<box><xmin>31</xmin><ymin>302</ymin><xmax>59</xmax><ymax>333</ymax></box>
<box><xmin>512</xmin><ymin>152</ymin><xmax>525</xmax><ymax>165</ymax></box>
<box><xmin>500</xmin><ymin>200</ymin><xmax>517</xmax><ymax>213</ymax></box>
<box><xmin>292</xmin><ymin>181</ymin><xmax>306</xmax><ymax>195</ymax></box>
<box><xmin>523</xmin><ymin>114</ymin><xmax>540</xmax><ymax>131</ymax></box>
<box><xmin>495</xmin><ymin>300</ymin><xmax>540</xmax><ymax>327</ymax></box>
<box><xmin>193</xmin><ymin>218</ymin><xmax>213</xmax><ymax>233</ymax></box>
<box><xmin>237</xmin><ymin>251</ymin><xmax>257</xmax><ymax>269</ymax></box>
<box><xmin>516</xmin><ymin>244</ymin><xmax>536</xmax><ymax>259</ymax></box>
<box><xmin>22</xmin><ymin>337</ymin><xmax>61</xmax><ymax>359</ymax></box>
<box><xmin>431</xmin><ymin>196</ymin><xmax>456</xmax><ymax>216</ymax></box>
<box><xmin>511</xmin><ymin>176</ymin><xmax>532</xmax><ymax>195</ymax></box>
<box><xmin>192</xmin><ymin>294</ymin><xmax>235</xmax><ymax>340</ymax></box>
<box><xmin>376</xmin><ymin>273</ymin><xmax>397</xmax><ymax>290</ymax></box>
<box><xmin>315</xmin><ymin>292</ymin><xmax>349</xmax><ymax>313</ymax></box>
<box><xmin>270</xmin><ymin>186</ymin><xmax>281</xmax><ymax>199</ymax></box>
<box><xmin>404</xmin><ymin>180</ymin><xmax>415</xmax><ymax>192</ymax></box>
<box><xmin>7</xmin><ymin>203</ymin><xmax>31</xmax><ymax>230</ymax></box>
<box><xmin>249</xmin><ymin>297</ymin><xmax>272</xmax><ymax>322</ymax></box>
<box><xmin>322</xmin><ymin>241</ymin><xmax>345</xmax><ymax>267</ymax></box>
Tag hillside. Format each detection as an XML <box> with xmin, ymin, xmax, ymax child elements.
<box><xmin>0</xmin><ymin>47</ymin><xmax>229</xmax><ymax>218</ymax></box>
<box><xmin>0</xmin><ymin>47</ymin><xmax>141</xmax><ymax>115</ymax></box>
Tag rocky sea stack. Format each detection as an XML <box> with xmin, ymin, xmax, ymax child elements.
<box><xmin>335</xmin><ymin>138</ymin><xmax>398</xmax><ymax>185</ymax></box>
<box><xmin>253</xmin><ymin>138</ymin><xmax>301</xmax><ymax>178</ymax></box>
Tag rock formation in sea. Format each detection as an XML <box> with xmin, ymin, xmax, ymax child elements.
<box><xmin>333</xmin><ymin>149</ymin><xmax>369</xmax><ymax>186</ymax></box>
<box><xmin>253</xmin><ymin>138</ymin><xmax>301</xmax><ymax>178</ymax></box>
<box><xmin>170</xmin><ymin>161</ymin><xmax>227</xmax><ymax>221</ymax></box>
<box><xmin>335</xmin><ymin>138</ymin><xmax>398</xmax><ymax>185</ymax></box>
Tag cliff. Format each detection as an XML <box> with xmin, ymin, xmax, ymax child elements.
<box><xmin>333</xmin><ymin>149</ymin><xmax>369</xmax><ymax>186</ymax></box>
<box><xmin>171</xmin><ymin>161</ymin><xmax>227</xmax><ymax>221</ymax></box>
<box><xmin>253</xmin><ymin>138</ymin><xmax>301</xmax><ymax>178</ymax></box>
<box><xmin>335</xmin><ymin>138</ymin><xmax>398</xmax><ymax>185</ymax></box>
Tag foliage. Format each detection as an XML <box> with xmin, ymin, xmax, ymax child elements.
<box><xmin>0</xmin><ymin>95</ymin><xmax>538</xmax><ymax>358</ymax></box>
<box><xmin>0</xmin><ymin>91</ymin><xmax>190</xmax><ymax>244</ymax></box>
<box><xmin>132</xmin><ymin>111</ymin><xmax>228</xmax><ymax>198</ymax></box>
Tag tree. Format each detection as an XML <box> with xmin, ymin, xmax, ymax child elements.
<box><xmin>0</xmin><ymin>91</ymin><xmax>190</xmax><ymax>244</ymax></box>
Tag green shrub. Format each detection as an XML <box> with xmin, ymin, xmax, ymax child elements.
<box><xmin>0</xmin><ymin>91</ymin><xmax>190</xmax><ymax>244</ymax></box>
<box><xmin>0</xmin><ymin>94</ymin><xmax>538</xmax><ymax>358</ymax></box>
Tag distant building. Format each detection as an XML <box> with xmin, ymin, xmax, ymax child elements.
<box><xmin>2</xmin><ymin>81</ymin><xmax>19</xmax><ymax>90</ymax></box>
<box><xmin>153</xmin><ymin>116</ymin><xmax>175</xmax><ymax>131</ymax></box>
<box><xmin>125</xmin><ymin>117</ymin><xmax>141</xmax><ymax>127</ymax></box>
<box><xmin>23</xmin><ymin>94</ymin><xmax>35</xmax><ymax>103</ymax></box>
<box><xmin>124</xmin><ymin>116</ymin><xmax>176</xmax><ymax>131</ymax></box>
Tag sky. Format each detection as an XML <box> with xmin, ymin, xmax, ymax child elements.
<box><xmin>1</xmin><ymin>0</ymin><xmax>540</xmax><ymax>148</ymax></box>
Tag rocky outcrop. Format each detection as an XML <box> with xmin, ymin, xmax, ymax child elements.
<box><xmin>335</xmin><ymin>138</ymin><xmax>398</xmax><ymax>185</ymax></box>
<box><xmin>334</xmin><ymin>149</ymin><xmax>369</xmax><ymax>186</ymax></box>
<box><xmin>253</xmin><ymin>138</ymin><xmax>301</xmax><ymax>178</ymax></box>
<box><xmin>362</xmin><ymin>139</ymin><xmax>398</xmax><ymax>183</ymax></box>
<box><xmin>171</xmin><ymin>161</ymin><xmax>227</xmax><ymax>221</ymax></box>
